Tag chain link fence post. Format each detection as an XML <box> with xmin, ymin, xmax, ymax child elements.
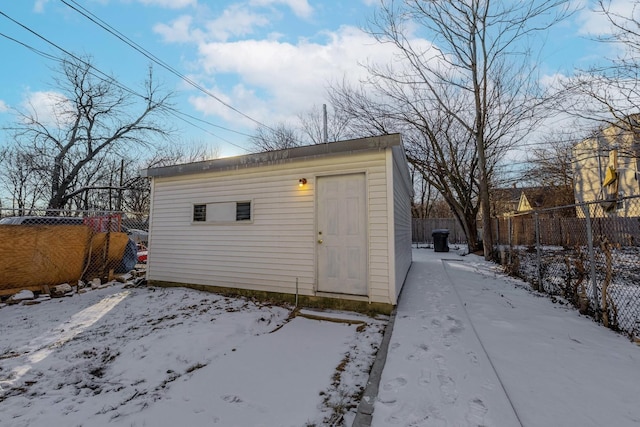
<box><xmin>582</xmin><ymin>205</ymin><xmax>601</xmax><ymax>321</ymax></box>
<box><xmin>535</xmin><ymin>212</ymin><xmax>542</xmax><ymax>291</ymax></box>
<box><xmin>508</xmin><ymin>216</ymin><xmax>513</xmax><ymax>265</ymax></box>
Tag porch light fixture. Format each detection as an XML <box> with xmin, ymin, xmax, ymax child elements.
<box><xmin>298</xmin><ymin>178</ymin><xmax>307</xmax><ymax>187</ymax></box>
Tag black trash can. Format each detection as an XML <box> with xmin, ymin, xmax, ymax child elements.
<box><xmin>432</xmin><ymin>229</ymin><xmax>450</xmax><ymax>252</ymax></box>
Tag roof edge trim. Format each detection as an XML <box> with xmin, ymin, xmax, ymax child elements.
<box><xmin>141</xmin><ymin>134</ymin><xmax>402</xmax><ymax>178</ymax></box>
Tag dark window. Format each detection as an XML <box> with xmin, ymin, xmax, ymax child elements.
<box><xmin>236</xmin><ymin>202</ymin><xmax>251</xmax><ymax>221</ymax></box>
<box><xmin>193</xmin><ymin>204</ymin><xmax>206</xmax><ymax>222</ymax></box>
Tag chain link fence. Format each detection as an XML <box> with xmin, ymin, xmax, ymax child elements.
<box><xmin>0</xmin><ymin>209</ymin><xmax>148</xmax><ymax>298</ymax></box>
<box><xmin>493</xmin><ymin>195</ymin><xmax>640</xmax><ymax>340</ymax></box>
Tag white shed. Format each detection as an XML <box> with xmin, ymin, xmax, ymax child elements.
<box><xmin>142</xmin><ymin>134</ymin><xmax>412</xmax><ymax>313</ymax></box>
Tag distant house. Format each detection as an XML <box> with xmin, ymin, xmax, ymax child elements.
<box><xmin>491</xmin><ymin>186</ymin><xmax>574</xmax><ymax>218</ymax></box>
<box><xmin>141</xmin><ymin>134</ymin><xmax>412</xmax><ymax>313</ymax></box>
<box><xmin>572</xmin><ymin>116</ymin><xmax>640</xmax><ymax>218</ymax></box>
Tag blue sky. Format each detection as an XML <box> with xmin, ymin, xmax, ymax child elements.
<box><xmin>0</xmin><ymin>0</ymin><xmax>629</xmax><ymax>158</ymax></box>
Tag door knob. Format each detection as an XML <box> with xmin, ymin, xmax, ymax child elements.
<box><xmin>318</xmin><ymin>239</ymin><xmax>323</xmax><ymax>244</ymax></box>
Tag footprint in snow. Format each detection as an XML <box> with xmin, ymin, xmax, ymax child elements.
<box><xmin>385</xmin><ymin>402</ymin><xmax>415</xmax><ymax>425</ymax></box>
<box><xmin>433</xmin><ymin>354</ymin><xmax>447</xmax><ymax>369</ymax></box>
<box><xmin>437</xmin><ymin>374</ymin><xmax>458</xmax><ymax>404</ymax></box>
<box><xmin>221</xmin><ymin>394</ymin><xmax>243</xmax><ymax>404</ymax></box>
<box><xmin>445</xmin><ymin>315</ymin><xmax>464</xmax><ymax>334</ymax></box>
<box><xmin>383</xmin><ymin>376</ymin><xmax>408</xmax><ymax>391</ymax></box>
<box><xmin>386</xmin><ymin>402</ymin><xmax>447</xmax><ymax>427</ymax></box>
<box><xmin>406</xmin><ymin>343</ymin><xmax>429</xmax><ymax>361</ymax></box>
<box><xmin>220</xmin><ymin>394</ymin><xmax>267</xmax><ymax>413</ymax></box>
<box><xmin>418</xmin><ymin>369</ymin><xmax>432</xmax><ymax>387</ymax></box>
<box><xmin>442</xmin><ymin>316</ymin><xmax>465</xmax><ymax>347</ymax></box>
<box><xmin>433</xmin><ymin>354</ymin><xmax>458</xmax><ymax>405</ymax></box>
<box><xmin>465</xmin><ymin>398</ymin><xmax>488</xmax><ymax>426</ymax></box>
<box><xmin>378</xmin><ymin>395</ymin><xmax>398</xmax><ymax>406</ymax></box>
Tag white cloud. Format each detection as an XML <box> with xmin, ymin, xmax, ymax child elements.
<box><xmin>154</xmin><ymin>15</ymin><xmax>198</xmax><ymax>43</ymax></box>
<box><xmin>0</xmin><ymin>100</ymin><xmax>8</xmax><ymax>113</ymax></box>
<box><xmin>249</xmin><ymin>0</ymin><xmax>313</xmax><ymax>19</ymax></box>
<box><xmin>540</xmin><ymin>72</ymin><xmax>570</xmax><ymax>91</ymax></box>
<box><xmin>154</xmin><ymin>5</ymin><xmax>270</xmax><ymax>43</ymax></box>
<box><xmin>137</xmin><ymin>0</ymin><xmax>197</xmax><ymax>9</ymax></box>
<box><xmin>33</xmin><ymin>0</ymin><xmax>49</xmax><ymax>13</ymax></box>
<box><xmin>21</xmin><ymin>91</ymin><xmax>74</xmax><ymax>127</ymax></box>
<box><xmin>204</xmin><ymin>5</ymin><xmax>270</xmax><ymax>42</ymax></box>
<box><xmin>189</xmin><ymin>26</ymin><xmax>435</xmax><ymax>127</ymax></box>
<box><xmin>577</xmin><ymin>0</ymin><xmax>639</xmax><ymax>35</ymax></box>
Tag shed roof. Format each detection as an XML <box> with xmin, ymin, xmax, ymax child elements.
<box><xmin>142</xmin><ymin>134</ymin><xmax>403</xmax><ymax>178</ymax></box>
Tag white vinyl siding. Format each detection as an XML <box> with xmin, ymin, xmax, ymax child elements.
<box><xmin>391</xmin><ymin>145</ymin><xmax>413</xmax><ymax>301</ymax></box>
<box><xmin>147</xmin><ymin>150</ymin><xmax>394</xmax><ymax>304</ymax></box>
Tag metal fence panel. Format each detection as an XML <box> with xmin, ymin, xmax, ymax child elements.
<box><xmin>494</xmin><ymin>196</ymin><xmax>640</xmax><ymax>339</ymax></box>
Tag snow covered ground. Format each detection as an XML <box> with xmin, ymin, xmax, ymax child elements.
<box><xmin>1</xmin><ymin>249</ymin><xmax>639</xmax><ymax>427</ymax></box>
<box><xmin>372</xmin><ymin>249</ymin><xmax>640</xmax><ymax>427</ymax></box>
<box><xmin>0</xmin><ymin>284</ymin><xmax>385</xmax><ymax>427</ymax></box>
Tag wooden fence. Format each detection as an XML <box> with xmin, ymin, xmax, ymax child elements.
<box><xmin>494</xmin><ymin>214</ymin><xmax>640</xmax><ymax>247</ymax></box>
<box><xmin>412</xmin><ymin>218</ymin><xmax>466</xmax><ymax>244</ymax></box>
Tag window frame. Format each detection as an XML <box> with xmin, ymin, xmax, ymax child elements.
<box><xmin>191</xmin><ymin>201</ymin><xmax>253</xmax><ymax>224</ymax></box>
<box><xmin>235</xmin><ymin>201</ymin><xmax>251</xmax><ymax>221</ymax></box>
<box><xmin>193</xmin><ymin>204</ymin><xmax>207</xmax><ymax>222</ymax></box>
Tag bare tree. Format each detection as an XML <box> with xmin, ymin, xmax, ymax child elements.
<box><xmin>565</xmin><ymin>0</ymin><xmax>640</xmax><ymax>132</ymax></box>
<box><xmin>298</xmin><ymin>104</ymin><xmax>353</xmax><ymax>144</ymax></box>
<box><xmin>329</xmin><ymin>80</ymin><xmax>487</xmax><ymax>249</ymax></box>
<box><xmin>4</xmin><ymin>56</ymin><xmax>172</xmax><ymax>211</ymax></box>
<box><xmin>411</xmin><ymin>167</ymin><xmax>453</xmax><ymax>218</ymax></box>
<box><xmin>329</xmin><ymin>0</ymin><xmax>571</xmax><ymax>258</ymax></box>
<box><xmin>410</xmin><ymin>166</ymin><xmax>433</xmax><ymax>219</ymax></box>
<box><xmin>0</xmin><ymin>144</ymin><xmax>49</xmax><ymax>213</ymax></box>
<box><xmin>120</xmin><ymin>142</ymin><xmax>218</xmax><ymax>216</ymax></box>
<box><xmin>522</xmin><ymin>132</ymin><xmax>576</xmax><ymax>189</ymax></box>
<box><xmin>518</xmin><ymin>135</ymin><xmax>576</xmax><ymax>212</ymax></box>
<box><xmin>250</xmin><ymin>104</ymin><xmax>355</xmax><ymax>151</ymax></box>
<box><xmin>250</xmin><ymin>123</ymin><xmax>301</xmax><ymax>151</ymax></box>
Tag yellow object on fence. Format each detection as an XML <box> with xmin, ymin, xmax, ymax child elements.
<box><xmin>0</xmin><ymin>225</ymin><xmax>90</xmax><ymax>296</ymax></box>
<box><xmin>602</xmin><ymin>165</ymin><xmax>618</xmax><ymax>187</ymax></box>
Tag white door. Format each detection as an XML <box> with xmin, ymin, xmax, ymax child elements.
<box><xmin>316</xmin><ymin>174</ymin><xmax>367</xmax><ymax>295</ymax></box>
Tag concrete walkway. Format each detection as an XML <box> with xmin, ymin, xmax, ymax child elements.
<box><xmin>355</xmin><ymin>248</ymin><xmax>640</xmax><ymax>427</ymax></box>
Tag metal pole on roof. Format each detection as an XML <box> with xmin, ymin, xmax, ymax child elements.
<box><xmin>323</xmin><ymin>104</ymin><xmax>328</xmax><ymax>143</ymax></box>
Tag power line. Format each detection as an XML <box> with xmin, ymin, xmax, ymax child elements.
<box><xmin>171</xmin><ymin>110</ymin><xmax>254</xmax><ymax>138</ymax></box>
<box><xmin>0</xmin><ymin>31</ymin><xmax>60</xmax><ymax>62</ymax></box>
<box><xmin>173</xmin><ymin>113</ymin><xmax>250</xmax><ymax>151</ymax></box>
<box><xmin>59</xmin><ymin>0</ymin><xmax>271</xmax><ymax>131</ymax></box>
<box><xmin>0</xmin><ymin>12</ymin><xmax>251</xmax><ymax>152</ymax></box>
